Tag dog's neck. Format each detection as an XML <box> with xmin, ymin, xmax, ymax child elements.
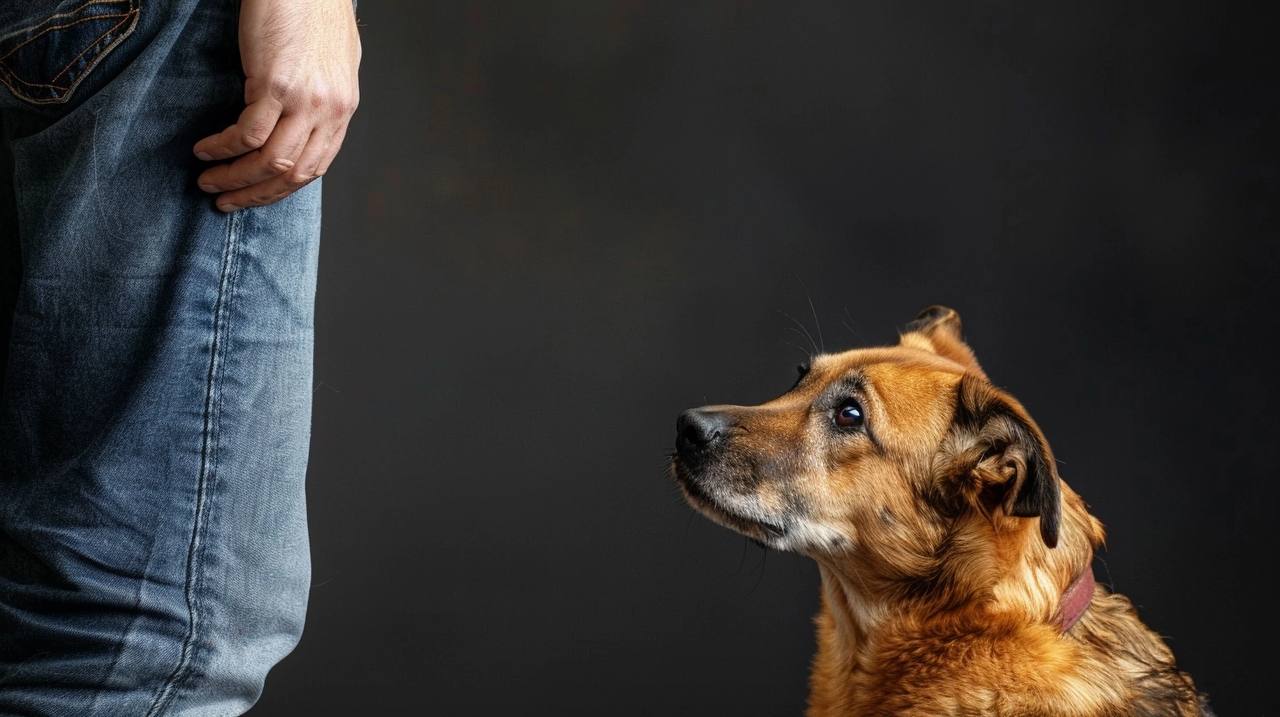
<box><xmin>812</xmin><ymin>484</ymin><xmax>1102</xmax><ymax>677</ymax></box>
<box><xmin>813</xmin><ymin>564</ymin><xmax>886</xmax><ymax>675</ymax></box>
<box><xmin>987</xmin><ymin>486</ymin><xmax>1101</xmax><ymax>625</ymax></box>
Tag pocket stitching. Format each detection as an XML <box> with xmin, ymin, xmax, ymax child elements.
<box><xmin>0</xmin><ymin>1</ymin><xmax>128</xmax><ymax>60</ymax></box>
<box><xmin>0</xmin><ymin>0</ymin><xmax>140</xmax><ymax>106</ymax></box>
<box><xmin>48</xmin><ymin>12</ymin><xmax>134</xmax><ymax>85</ymax></box>
<box><xmin>0</xmin><ymin>11</ymin><xmax>132</xmax><ymax>89</ymax></box>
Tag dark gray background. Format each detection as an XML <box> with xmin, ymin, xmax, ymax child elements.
<box><xmin>255</xmin><ymin>1</ymin><xmax>1278</xmax><ymax>714</ymax></box>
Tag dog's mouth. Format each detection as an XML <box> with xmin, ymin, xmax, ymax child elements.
<box><xmin>672</xmin><ymin>462</ymin><xmax>788</xmax><ymax>542</ymax></box>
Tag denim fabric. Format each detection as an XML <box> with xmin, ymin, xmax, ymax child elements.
<box><xmin>0</xmin><ymin>1</ymin><xmax>318</xmax><ymax>715</ymax></box>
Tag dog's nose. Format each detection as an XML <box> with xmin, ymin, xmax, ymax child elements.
<box><xmin>676</xmin><ymin>407</ymin><xmax>734</xmax><ymax>455</ymax></box>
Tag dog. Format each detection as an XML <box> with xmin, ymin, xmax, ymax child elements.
<box><xmin>671</xmin><ymin>306</ymin><xmax>1209</xmax><ymax>716</ymax></box>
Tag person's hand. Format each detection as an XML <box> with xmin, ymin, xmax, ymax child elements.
<box><xmin>193</xmin><ymin>0</ymin><xmax>361</xmax><ymax>212</ymax></box>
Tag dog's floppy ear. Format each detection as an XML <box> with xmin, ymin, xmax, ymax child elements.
<box><xmin>900</xmin><ymin>305</ymin><xmax>988</xmax><ymax>381</ymax></box>
<box><xmin>937</xmin><ymin>373</ymin><xmax>1062</xmax><ymax>548</ymax></box>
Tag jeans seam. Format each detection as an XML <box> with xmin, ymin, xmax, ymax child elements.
<box><xmin>143</xmin><ymin>209</ymin><xmax>244</xmax><ymax>717</ymax></box>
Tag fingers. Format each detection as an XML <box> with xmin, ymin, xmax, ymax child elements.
<box><xmin>207</xmin><ymin>120</ymin><xmax>351</xmax><ymax>212</ymax></box>
<box><xmin>211</xmin><ymin>171</ymin><xmax>317</xmax><ymax>213</ymax></box>
<box><xmin>192</xmin><ymin>98</ymin><xmax>282</xmax><ymax>161</ymax></box>
<box><xmin>315</xmin><ymin>121</ymin><xmax>349</xmax><ymax>177</ymax></box>
<box><xmin>197</xmin><ymin>114</ymin><xmax>311</xmax><ymax>195</ymax></box>
<box><xmin>211</xmin><ymin>128</ymin><xmax>325</xmax><ymax>212</ymax></box>
<box><xmin>210</xmin><ymin>167</ymin><xmax>318</xmax><ymax>212</ymax></box>
<box><xmin>292</xmin><ymin>124</ymin><xmax>334</xmax><ymax>182</ymax></box>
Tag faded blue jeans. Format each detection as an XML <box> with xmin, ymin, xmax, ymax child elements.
<box><xmin>0</xmin><ymin>1</ymin><xmax>317</xmax><ymax>715</ymax></box>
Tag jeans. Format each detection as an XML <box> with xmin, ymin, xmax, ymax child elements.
<box><xmin>0</xmin><ymin>1</ymin><xmax>317</xmax><ymax>714</ymax></box>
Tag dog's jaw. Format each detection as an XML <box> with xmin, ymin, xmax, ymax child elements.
<box><xmin>772</xmin><ymin>518</ymin><xmax>853</xmax><ymax>553</ymax></box>
<box><xmin>672</xmin><ymin>460</ymin><xmax>859</xmax><ymax>555</ymax></box>
<box><xmin>670</xmin><ymin>462</ymin><xmax>791</xmax><ymax>542</ymax></box>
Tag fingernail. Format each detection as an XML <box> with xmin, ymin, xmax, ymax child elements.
<box><xmin>218</xmin><ymin>203</ymin><xmax>239</xmax><ymax>212</ymax></box>
<box><xmin>199</xmin><ymin>182</ymin><xmax>216</xmax><ymax>192</ymax></box>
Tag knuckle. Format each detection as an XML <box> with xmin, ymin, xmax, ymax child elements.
<box><xmin>242</xmin><ymin>130</ymin><xmax>270</xmax><ymax>149</ymax></box>
<box><xmin>267</xmin><ymin>77</ymin><xmax>294</xmax><ymax>101</ymax></box>
<box><xmin>242</xmin><ymin>123</ymin><xmax>273</xmax><ymax>149</ymax></box>
<box><xmin>334</xmin><ymin>94</ymin><xmax>358</xmax><ymax>117</ymax></box>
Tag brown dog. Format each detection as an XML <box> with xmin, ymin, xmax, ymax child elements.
<box><xmin>671</xmin><ymin>307</ymin><xmax>1209</xmax><ymax>716</ymax></box>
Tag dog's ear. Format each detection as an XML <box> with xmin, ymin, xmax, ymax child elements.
<box><xmin>937</xmin><ymin>373</ymin><xmax>1061</xmax><ymax>548</ymax></box>
<box><xmin>899</xmin><ymin>305</ymin><xmax>988</xmax><ymax>381</ymax></box>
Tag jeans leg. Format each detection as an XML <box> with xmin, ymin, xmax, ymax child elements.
<box><xmin>0</xmin><ymin>2</ymin><xmax>317</xmax><ymax>715</ymax></box>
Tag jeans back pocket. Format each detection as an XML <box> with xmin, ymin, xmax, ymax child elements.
<box><xmin>0</xmin><ymin>0</ymin><xmax>140</xmax><ymax>106</ymax></box>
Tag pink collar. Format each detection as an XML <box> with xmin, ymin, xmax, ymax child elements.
<box><xmin>1056</xmin><ymin>565</ymin><xmax>1096</xmax><ymax>632</ymax></box>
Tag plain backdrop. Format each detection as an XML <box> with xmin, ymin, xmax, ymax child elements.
<box><xmin>254</xmin><ymin>1</ymin><xmax>1278</xmax><ymax>714</ymax></box>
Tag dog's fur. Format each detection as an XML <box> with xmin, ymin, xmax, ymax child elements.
<box><xmin>672</xmin><ymin>307</ymin><xmax>1207</xmax><ymax>716</ymax></box>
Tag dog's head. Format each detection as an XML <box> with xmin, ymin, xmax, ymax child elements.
<box><xmin>672</xmin><ymin>306</ymin><xmax>1063</xmax><ymax>591</ymax></box>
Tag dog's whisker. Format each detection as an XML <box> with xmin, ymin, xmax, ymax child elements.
<box><xmin>842</xmin><ymin>306</ymin><xmax>860</xmax><ymax>341</ymax></box>
<box><xmin>782</xmin><ymin>339</ymin><xmax>811</xmax><ymax>358</ymax></box>
<box><xmin>804</xmin><ymin>290</ymin><xmax>824</xmax><ymax>353</ymax></box>
<box><xmin>789</xmin><ymin>271</ymin><xmax>825</xmax><ymax>353</ymax></box>
<box><xmin>783</xmin><ymin>325</ymin><xmax>817</xmax><ymax>354</ymax></box>
<box><xmin>777</xmin><ymin>309</ymin><xmax>820</xmax><ymax>355</ymax></box>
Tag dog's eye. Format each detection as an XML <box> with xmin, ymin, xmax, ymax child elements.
<box><xmin>834</xmin><ymin>399</ymin><xmax>864</xmax><ymax>429</ymax></box>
